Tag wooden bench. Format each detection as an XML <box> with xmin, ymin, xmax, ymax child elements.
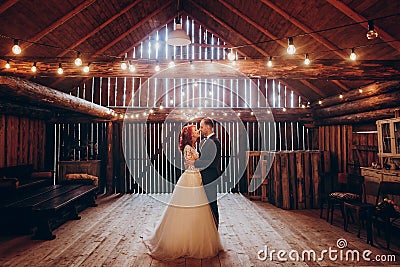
<box><xmin>1</xmin><ymin>184</ymin><xmax>97</xmax><ymax>240</ymax></box>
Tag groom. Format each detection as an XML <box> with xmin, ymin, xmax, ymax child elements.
<box><xmin>195</xmin><ymin>118</ymin><xmax>221</xmax><ymax>229</ymax></box>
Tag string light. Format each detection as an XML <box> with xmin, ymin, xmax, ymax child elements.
<box><xmin>267</xmin><ymin>56</ymin><xmax>272</xmax><ymax>67</ymax></box>
<box><xmin>57</xmin><ymin>63</ymin><xmax>63</xmax><ymax>74</ymax></box>
<box><xmin>366</xmin><ymin>20</ymin><xmax>378</xmax><ymax>40</ymax></box>
<box><xmin>282</xmin><ymin>107</ymin><xmax>287</xmax><ymax>112</ymax></box>
<box><xmin>74</xmin><ymin>52</ymin><xmax>82</xmax><ymax>66</ymax></box>
<box><xmin>129</xmin><ymin>63</ymin><xmax>136</xmax><ymax>72</ymax></box>
<box><xmin>31</xmin><ymin>62</ymin><xmax>37</xmax><ymax>73</ymax></box>
<box><xmin>5</xmin><ymin>60</ymin><xmax>10</xmax><ymax>69</ymax></box>
<box><xmin>155</xmin><ymin>62</ymin><xmax>160</xmax><ymax>72</ymax></box>
<box><xmin>339</xmin><ymin>94</ymin><xmax>343</xmax><ymax>99</ymax></box>
<box><xmin>318</xmin><ymin>100</ymin><xmax>322</xmax><ymax>105</ymax></box>
<box><xmin>359</xmin><ymin>88</ymin><xmax>363</xmax><ymax>93</ymax></box>
<box><xmin>304</xmin><ymin>53</ymin><xmax>310</xmax><ymax>65</ymax></box>
<box><xmin>350</xmin><ymin>48</ymin><xmax>357</xmax><ymax>60</ymax></box>
<box><xmin>287</xmin><ymin>37</ymin><xmax>296</xmax><ymax>55</ymax></box>
<box><xmin>12</xmin><ymin>39</ymin><xmax>21</xmax><ymax>55</ymax></box>
<box><xmin>120</xmin><ymin>61</ymin><xmax>127</xmax><ymax>70</ymax></box>
<box><xmin>83</xmin><ymin>64</ymin><xmax>90</xmax><ymax>73</ymax></box>
<box><xmin>227</xmin><ymin>49</ymin><xmax>235</xmax><ymax>61</ymax></box>
<box><xmin>168</xmin><ymin>60</ymin><xmax>175</xmax><ymax>68</ymax></box>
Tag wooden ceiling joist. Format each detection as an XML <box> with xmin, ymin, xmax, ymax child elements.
<box><xmin>260</xmin><ymin>0</ymin><xmax>348</xmax><ymax>59</ymax></box>
<box><xmin>0</xmin><ymin>0</ymin><xmax>19</xmax><ymax>15</ymax></box>
<box><xmin>12</xmin><ymin>0</ymin><xmax>97</xmax><ymax>53</ymax></box>
<box><xmin>326</xmin><ymin>0</ymin><xmax>400</xmax><ymax>53</ymax></box>
<box><xmin>188</xmin><ymin>0</ymin><xmax>268</xmax><ymax>58</ymax></box>
<box><xmin>57</xmin><ymin>0</ymin><xmax>142</xmax><ymax>57</ymax></box>
<box><xmin>94</xmin><ymin>0</ymin><xmax>173</xmax><ymax>56</ymax></box>
<box><xmin>188</xmin><ymin>0</ymin><xmax>321</xmax><ymax>98</ymax></box>
<box><xmin>0</xmin><ymin>76</ymin><xmax>114</xmax><ymax>119</ymax></box>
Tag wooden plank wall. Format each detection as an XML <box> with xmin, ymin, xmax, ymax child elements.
<box><xmin>352</xmin><ymin>132</ymin><xmax>378</xmax><ymax>168</ymax></box>
<box><xmin>318</xmin><ymin>125</ymin><xmax>352</xmax><ymax>173</ymax></box>
<box><xmin>0</xmin><ymin>114</ymin><xmax>46</xmax><ymax>170</ymax></box>
<box><xmin>72</xmin><ymin>77</ymin><xmax>304</xmax><ymax>109</ymax></box>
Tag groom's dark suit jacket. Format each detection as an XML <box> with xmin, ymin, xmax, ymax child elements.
<box><xmin>195</xmin><ymin>134</ymin><xmax>221</xmax><ymax>185</ymax></box>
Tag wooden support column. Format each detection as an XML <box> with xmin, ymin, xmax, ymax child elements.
<box><xmin>106</xmin><ymin>121</ymin><xmax>114</xmax><ymax>194</ymax></box>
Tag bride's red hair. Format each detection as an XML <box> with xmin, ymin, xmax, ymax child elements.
<box><xmin>179</xmin><ymin>125</ymin><xmax>195</xmax><ymax>152</ymax></box>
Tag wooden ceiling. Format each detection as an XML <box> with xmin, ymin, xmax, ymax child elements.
<box><xmin>0</xmin><ymin>0</ymin><xmax>399</xmax><ymax>103</ymax></box>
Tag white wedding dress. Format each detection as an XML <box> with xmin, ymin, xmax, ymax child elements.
<box><xmin>143</xmin><ymin>145</ymin><xmax>223</xmax><ymax>260</ymax></box>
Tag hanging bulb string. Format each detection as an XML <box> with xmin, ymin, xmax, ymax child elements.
<box><xmin>0</xmin><ymin>12</ymin><xmax>398</xmax><ymax>67</ymax></box>
<box><xmin>228</xmin><ymin>12</ymin><xmax>400</xmax><ymax>50</ymax></box>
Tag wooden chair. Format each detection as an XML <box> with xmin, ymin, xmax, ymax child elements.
<box><xmin>343</xmin><ymin>180</ymin><xmax>380</xmax><ymax>244</ymax></box>
<box><xmin>326</xmin><ymin>173</ymin><xmax>363</xmax><ymax>225</ymax></box>
<box><xmin>372</xmin><ymin>181</ymin><xmax>400</xmax><ymax>249</ymax></box>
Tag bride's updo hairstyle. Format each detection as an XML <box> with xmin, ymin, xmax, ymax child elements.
<box><xmin>179</xmin><ymin>125</ymin><xmax>195</xmax><ymax>152</ymax></box>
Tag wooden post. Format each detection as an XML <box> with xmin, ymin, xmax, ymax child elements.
<box><xmin>304</xmin><ymin>151</ymin><xmax>311</xmax><ymax>208</ymax></box>
<box><xmin>106</xmin><ymin>121</ymin><xmax>114</xmax><ymax>194</ymax></box>
<box><xmin>311</xmin><ymin>151</ymin><xmax>321</xmax><ymax>208</ymax></box>
<box><xmin>296</xmin><ymin>151</ymin><xmax>305</xmax><ymax>209</ymax></box>
<box><xmin>289</xmin><ymin>151</ymin><xmax>297</xmax><ymax>209</ymax></box>
<box><xmin>280</xmin><ymin>152</ymin><xmax>290</xmax><ymax>209</ymax></box>
<box><xmin>274</xmin><ymin>152</ymin><xmax>282</xmax><ymax>208</ymax></box>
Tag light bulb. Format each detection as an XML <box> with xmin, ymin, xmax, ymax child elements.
<box><xmin>359</xmin><ymin>89</ymin><xmax>363</xmax><ymax>93</ymax></box>
<box><xmin>5</xmin><ymin>60</ymin><xmax>10</xmax><ymax>69</ymax></box>
<box><xmin>57</xmin><ymin>63</ymin><xmax>63</xmax><ymax>74</ymax></box>
<box><xmin>227</xmin><ymin>49</ymin><xmax>235</xmax><ymax>61</ymax></box>
<box><xmin>366</xmin><ymin>21</ymin><xmax>378</xmax><ymax>40</ymax></box>
<box><xmin>339</xmin><ymin>94</ymin><xmax>343</xmax><ymax>99</ymax></box>
<box><xmin>304</xmin><ymin>53</ymin><xmax>310</xmax><ymax>65</ymax></box>
<box><xmin>31</xmin><ymin>62</ymin><xmax>37</xmax><ymax>73</ymax></box>
<box><xmin>169</xmin><ymin>99</ymin><xmax>174</xmax><ymax>104</ymax></box>
<box><xmin>287</xmin><ymin>37</ymin><xmax>296</xmax><ymax>55</ymax></box>
<box><xmin>168</xmin><ymin>61</ymin><xmax>175</xmax><ymax>68</ymax></box>
<box><xmin>282</xmin><ymin>107</ymin><xmax>287</xmax><ymax>112</ymax></box>
<box><xmin>121</xmin><ymin>62</ymin><xmax>127</xmax><ymax>70</ymax></box>
<box><xmin>350</xmin><ymin>48</ymin><xmax>356</xmax><ymax>61</ymax></box>
<box><xmin>159</xmin><ymin>105</ymin><xmax>164</xmax><ymax>110</ymax></box>
<box><xmin>129</xmin><ymin>64</ymin><xmax>135</xmax><ymax>72</ymax></box>
<box><xmin>267</xmin><ymin>56</ymin><xmax>272</xmax><ymax>67</ymax></box>
<box><xmin>12</xmin><ymin>39</ymin><xmax>21</xmax><ymax>55</ymax></box>
<box><xmin>74</xmin><ymin>52</ymin><xmax>82</xmax><ymax>66</ymax></box>
<box><xmin>318</xmin><ymin>100</ymin><xmax>322</xmax><ymax>105</ymax></box>
<box><xmin>83</xmin><ymin>64</ymin><xmax>90</xmax><ymax>73</ymax></box>
<box><xmin>155</xmin><ymin>64</ymin><xmax>160</xmax><ymax>72</ymax></box>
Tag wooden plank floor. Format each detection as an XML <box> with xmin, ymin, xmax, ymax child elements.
<box><xmin>0</xmin><ymin>193</ymin><xmax>399</xmax><ymax>266</ymax></box>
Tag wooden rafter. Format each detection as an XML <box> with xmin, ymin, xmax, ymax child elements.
<box><xmin>326</xmin><ymin>0</ymin><xmax>400</xmax><ymax>53</ymax></box>
<box><xmin>188</xmin><ymin>0</ymin><xmax>268</xmax><ymax>58</ymax></box>
<box><xmin>57</xmin><ymin>0</ymin><xmax>142</xmax><ymax>57</ymax></box>
<box><xmin>260</xmin><ymin>0</ymin><xmax>348</xmax><ymax>59</ymax></box>
<box><xmin>0</xmin><ymin>0</ymin><xmax>19</xmax><ymax>15</ymax></box>
<box><xmin>93</xmin><ymin>0</ymin><xmax>173</xmax><ymax>56</ymax></box>
<box><xmin>259</xmin><ymin>0</ymin><xmax>351</xmax><ymax>92</ymax></box>
<box><xmin>14</xmin><ymin>0</ymin><xmax>96</xmax><ymax>54</ymax></box>
<box><xmin>217</xmin><ymin>0</ymin><xmax>287</xmax><ymax>48</ymax></box>
<box><xmin>50</xmin><ymin>0</ymin><xmax>173</xmax><ymax>88</ymax></box>
<box><xmin>194</xmin><ymin>0</ymin><xmax>326</xmax><ymax>97</ymax></box>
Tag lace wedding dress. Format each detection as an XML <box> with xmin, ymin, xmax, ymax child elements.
<box><xmin>143</xmin><ymin>145</ymin><xmax>223</xmax><ymax>260</ymax></box>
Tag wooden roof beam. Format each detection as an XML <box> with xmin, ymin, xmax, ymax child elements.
<box><xmin>0</xmin><ymin>0</ymin><xmax>19</xmax><ymax>15</ymax></box>
<box><xmin>93</xmin><ymin>0</ymin><xmax>173</xmax><ymax>56</ymax></box>
<box><xmin>326</xmin><ymin>0</ymin><xmax>400</xmax><ymax>53</ymax></box>
<box><xmin>260</xmin><ymin>0</ymin><xmax>348</xmax><ymax>59</ymax></box>
<box><xmin>188</xmin><ymin>0</ymin><xmax>268</xmax><ymax>58</ymax></box>
<box><xmin>189</xmin><ymin>1</ymin><xmax>313</xmax><ymax>99</ymax></box>
<box><xmin>0</xmin><ymin>76</ymin><xmax>114</xmax><ymax>119</ymax></box>
<box><xmin>13</xmin><ymin>0</ymin><xmax>96</xmax><ymax>54</ymax></box>
<box><xmin>57</xmin><ymin>0</ymin><xmax>142</xmax><ymax>57</ymax></box>
<box><xmin>216</xmin><ymin>0</ymin><xmax>332</xmax><ymax>97</ymax></box>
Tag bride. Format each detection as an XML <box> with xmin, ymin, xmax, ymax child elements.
<box><xmin>143</xmin><ymin>124</ymin><xmax>223</xmax><ymax>260</ymax></box>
